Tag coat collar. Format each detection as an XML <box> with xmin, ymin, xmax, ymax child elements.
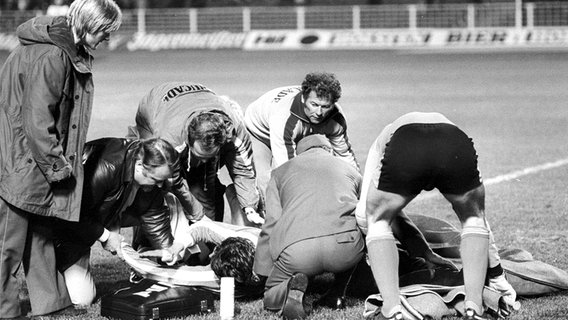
<box><xmin>122</xmin><ymin>141</ymin><xmax>138</xmax><ymax>184</ymax></box>
<box><xmin>47</xmin><ymin>16</ymin><xmax>93</xmax><ymax>74</ymax></box>
<box><xmin>17</xmin><ymin>16</ymin><xmax>92</xmax><ymax>74</ymax></box>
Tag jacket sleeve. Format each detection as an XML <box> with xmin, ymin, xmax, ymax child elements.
<box><xmin>134</xmin><ymin>190</ymin><xmax>174</xmax><ymax>249</ymax></box>
<box><xmin>168</xmin><ymin>176</ymin><xmax>204</xmax><ymax>222</ymax></box>
<box><xmin>328</xmin><ymin>112</ymin><xmax>360</xmax><ymax>171</ymax></box>
<box><xmin>22</xmin><ymin>50</ymin><xmax>72</xmax><ymax>182</ymax></box>
<box><xmin>165</xmin><ymin>148</ymin><xmax>205</xmax><ymax>221</ymax></box>
<box><xmin>132</xmin><ymin>93</ymin><xmax>156</xmax><ymax>139</ymax></box>
<box><xmin>60</xmin><ymin>152</ymin><xmax>118</xmax><ymax>246</ymax></box>
<box><xmin>268</xmin><ymin>111</ymin><xmax>295</xmax><ymax>168</ymax></box>
<box><xmin>253</xmin><ymin>177</ymin><xmax>281</xmax><ymax>277</ymax></box>
<box><xmin>187</xmin><ymin>220</ymin><xmax>234</xmax><ymax>246</ymax></box>
<box><xmin>223</xmin><ymin>118</ymin><xmax>260</xmax><ymax>210</ymax></box>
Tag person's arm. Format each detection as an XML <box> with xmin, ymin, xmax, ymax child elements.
<box><xmin>391</xmin><ymin>212</ymin><xmax>430</xmax><ymax>256</ymax></box>
<box><xmin>53</xmin><ymin>146</ymin><xmax>121</xmax><ymax>249</ymax></box>
<box><xmin>327</xmin><ymin>110</ymin><xmax>360</xmax><ymax>171</ymax></box>
<box><xmin>166</xmin><ymin>148</ymin><xmax>204</xmax><ymax>221</ymax></box>
<box><xmin>142</xmin><ymin>219</ymin><xmax>240</xmax><ymax>262</ymax></box>
<box><xmin>75</xmin><ymin>146</ymin><xmax>120</xmax><ymax>245</ymax></box>
<box><xmin>22</xmin><ymin>51</ymin><xmax>72</xmax><ymax>183</ymax></box>
<box><xmin>268</xmin><ymin>107</ymin><xmax>297</xmax><ymax>167</ymax></box>
<box><xmin>253</xmin><ymin>177</ymin><xmax>281</xmax><ymax>277</ymax></box>
<box><xmin>134</xmin><ymin>190</ymin><xmax>175</xmax><ymax>250</ymax></box>
<box><xmin>222</xmin><ymin>118</ymin><xmax>261</xmax><ymax>215</ymax></box>
<box><xmin>100</xmin><ymin>229</ymin><xmax>123</xmax><ymax>257</ymax></box>
<box><xmin>131</xmin><ymin>188</ymin><xmax>192</xmax><ymax>263</ymax></box>
<box><xmin>169</xmin><ymin>180</ymin><xmax>204</xmax><ymax>222</ymax></box>
<box><xmin>392</xmin><ymin>212</ymin><xmax>457</xmax><ymax>270</ymax></box>
<box><xmin>132</xmin><ymin>93</ymin><xmax>156</xmax><ymax>139</ymax></box>
<box><xmin>187</xmin><ymin>220</ymin><xmax>238</xmax><ymax>245</ymax></box>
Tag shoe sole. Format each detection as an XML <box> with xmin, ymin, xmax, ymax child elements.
<box><xmin>282</xmin><ymin>289</ymin><xmax>307</xmax><ymax>320</ymax></box>
<box><xmin>282</xmin><ymin>273</ymin><xmax>309</xmax><ymax>320</ymax></box>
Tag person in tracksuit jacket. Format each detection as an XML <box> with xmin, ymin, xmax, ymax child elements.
<box><xmin>128</xmin><ymin>82</ymin><xmax>263</xmax><ymax>226</ymax></box>
<box><xmin>0</xmin><ymin>1</ymin><xmax>121</xmax><ymax>318</ymax></box>
<box><xmin>244</xmin><ymin>72</ymin><xmax>359</xmax><ymax>196</ymax></box>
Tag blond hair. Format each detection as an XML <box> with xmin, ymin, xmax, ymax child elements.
<box><xmin>68</xmin><ymin>0</ymin><xmax>122</xmax><ymax>39</ymax></box>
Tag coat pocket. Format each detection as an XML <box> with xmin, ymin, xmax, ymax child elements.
<box><xmin>336</xmin><ymin>230</ymin><xmax>360</xmax><ymax>244</ymax></box>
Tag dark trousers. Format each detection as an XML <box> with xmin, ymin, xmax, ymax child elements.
<box><xmin>0</xmin><ymin>198</ymin><xmax>71</xmax><ymax>317</ymax></box>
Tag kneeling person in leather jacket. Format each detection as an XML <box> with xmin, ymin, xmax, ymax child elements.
<box><xmin>51</xmin><ymin>137</ymin><xmax>187</xmax><ymax>306</ymax></box>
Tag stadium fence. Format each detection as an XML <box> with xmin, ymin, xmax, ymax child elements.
<box><xmin>0</xmin><ymin>2</ymin><xmax>567</xmax><ymax>34</ymax></box>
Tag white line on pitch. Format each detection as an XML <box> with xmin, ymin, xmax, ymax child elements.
<box><xmin>416</xmin><ymin>157</ymin><xmax>568</xmax><ymax>201</ymax></box>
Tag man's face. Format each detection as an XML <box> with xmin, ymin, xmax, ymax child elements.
<box><xmin>302</xmin><ymin>91</ymin><xmax>335</xmax><ymax>124</ymax></box>
<box><xmin>83</xmin><ymin>30</ymin><xmax>110</xmax><ymax>50</ymax></box>
<box><xmin>190</xmin><ymin>141</ymin><xmax>220</xmax><ymax>164</ymax></box>
<box><xmin>134</xmin><ymin>161</ymin><xmax>172</xmax><ymax>192</ymax></box>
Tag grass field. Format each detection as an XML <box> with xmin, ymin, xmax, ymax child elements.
<box><xmin>2</xmin><ymin>48</ymin><xmax>568</xmax><ymax>319</ymax></box>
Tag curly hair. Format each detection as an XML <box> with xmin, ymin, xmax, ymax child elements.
<box><xmin>210</xmin><ymin>237</ymin><xmax>256</xmax><ymax>285</ymax></box>
<box><xmin>301</xmin><ymin>72</ymin><xmax>342</xmax><ymax>104</ymax></box>
<box><xmin>187</xmin><ymin>111</ymin><xmax>228</xmax><ymax>150</ymax></box>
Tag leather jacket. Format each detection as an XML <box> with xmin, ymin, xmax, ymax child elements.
<box><xmin>53</xmin><ymin>138</ymin><xmax>174</xmax><ymax>271</ymax></box>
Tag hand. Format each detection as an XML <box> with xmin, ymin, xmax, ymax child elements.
<box><xmin>138</xmin><ymin>249</ymin><xmax>164</xmax><ymax>259</ymax></box>
<box><xmin>489</xmin><ymin>274</ymin><xmax>520</xmax><ymax>310</ymax></box>
<box><xmin>244</xmin><ymin>207</ymin><xmax>265</xmax><ymax>225</ymax></box>
<box><xmin>423</xmin><ymin>251</ymin><xmax>459</xmax><ymax>271</ymax></box>
<box><xmin>102</xmin><ymin>231</ymin><xmax>123</xmax><ymax>258</ymax></box>
<box><xmin>139</xmin><ymin>243</ymin><xmax>185</xmax><ymax>266</ymax></box>
<box><xmin>162</xmin><ymin>242</ymin><xmax>185</xmax><ymax>266</ymax></box>
<box><xmin>46</xmin><ymin>162</ymin><xmax>73</xmax><ymax>183</ymax></box>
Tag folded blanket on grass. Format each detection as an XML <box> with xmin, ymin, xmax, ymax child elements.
<box><xmin>361</xmin><ymin>214</ymin><xmax>568</xmax><ymax>319</ymax></box>
<box><xmin>411</xmin><ymin>214</ymin><xmax>568</xmax><ymax>296</ymax></box>
<box><xmin>363</xmin><ymin>285</ymin><xmax>508</xmax><ymax>320</ymax></box>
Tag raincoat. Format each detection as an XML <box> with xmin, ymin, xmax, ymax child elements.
<box><xmin>0</xmin><ymin>16</ymin><xmax>93</xmax><ymax>221</ymax></box>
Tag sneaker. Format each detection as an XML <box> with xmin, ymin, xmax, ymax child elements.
<box><xmin>463</xmin><ymin>308</ymin><xmax>493</xmax><ymax>320</ymax></box>
<box><xmin>282</xmin><ymin>273</ymin><xmax>310</xmax><ymax>320</ymax></box>
<box><xmin>129</xmin><ymin>269</ymin><xmax>144</xmax><ymax>284</ymax></box>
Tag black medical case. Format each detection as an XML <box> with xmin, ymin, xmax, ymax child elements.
<box><xmin>101</xmin><ymin>279</ymin><xmax>215</xmax><ymax>319</ymax></box>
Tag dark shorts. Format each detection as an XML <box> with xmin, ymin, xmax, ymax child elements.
<box><xmin>378</xmin><ymin>123</ymin><xmax>482</xmax><ymax>196</ymax></box>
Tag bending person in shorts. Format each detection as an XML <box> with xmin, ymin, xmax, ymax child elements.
<box><xmin>362</xmin><ymin>112</ymin><xmax>516</xmax><ymax>320</ymax></box>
